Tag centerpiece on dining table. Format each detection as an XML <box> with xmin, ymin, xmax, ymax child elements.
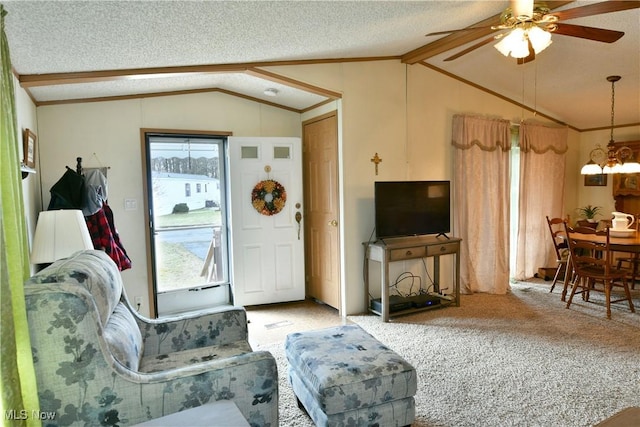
<box><xmin>610</xmin><ymin>211</ymin><xmax>636</xmax><ymax>237</ymax></box>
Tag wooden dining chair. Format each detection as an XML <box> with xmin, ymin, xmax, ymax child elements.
<box><xmin>545</xmin><ymin>216</ymin><xmax>570</xmax><ymax>294</ymax></box>
<box><xmin>575</xmin><ymin>219</ymin><xmax>598</xmax><ymax>229</ymax></box>
<box><xmin>563</xmin><ymin>223</ymin><xmax>636</xmax><ymax>319</ymax></box>
<box><xmin>614</xmin><ymin>213</ymin><xmax>640</xmax><ymax>290</ymax></box>
<box><xmin>615</xmin><ymin>255</ymin><xmax>639</xmax><ymax>291</ymax></box>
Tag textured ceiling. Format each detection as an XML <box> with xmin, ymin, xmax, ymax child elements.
<box><xmin>3</xmin><ymin>0</ymin><xmax>639</xmax><ymax>130</ymax></box>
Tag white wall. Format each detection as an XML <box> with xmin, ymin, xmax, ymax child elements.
<box><xmin>36</xmin><ymin>92</ymin><xmax>301</xmax><ymax>316</ymax></box>
<box><xmin>15</xmin><ymin>76</ymin><xmax>40</xmax><ymax>275</ymax></box>
<box><xmin>27</xmin><ymin>59</ymin><xmax>634</xmax><ymax>317</ymax></box>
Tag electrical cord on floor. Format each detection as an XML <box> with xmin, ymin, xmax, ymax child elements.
<box><xmin>421</xmin><ymin>257</ymin><xmax>435</xmax><ymax>287</ymax></box>
<box><xmin>390</xmin><ymin>272</ymin><xmax>420</xmax><ymax>297</ymax></box>
<box><xmin>391</xmin><ymin>272</ymin><xmax>439</xmax><ymax>297</ymax></box>
<box><xmin>363</xmin><ymin>226</ymin><xmax>377</xmax><ymax>300</ymax></box>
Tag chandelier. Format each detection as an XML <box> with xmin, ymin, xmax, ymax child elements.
<box><xmin>581</xmin><ymin>76</ymin><xmax>640</xmax><ymax>175</ymax></box>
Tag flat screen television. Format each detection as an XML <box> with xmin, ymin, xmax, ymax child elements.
<box><xmin>374</xmin><ymin>181</ymin><xmax>450</xmax><ymax>240</ymax></box>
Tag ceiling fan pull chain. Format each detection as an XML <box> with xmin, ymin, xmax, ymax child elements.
<box><xmin>533</xmin><ymin>60</ymin><xmax>538</xmax><ymax>117</ymax></box>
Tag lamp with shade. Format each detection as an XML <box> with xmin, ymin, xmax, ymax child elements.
<box><xmin>30</xmin><ymin>210</ymin><xmax>94</xmax><ymax>265</ymax></box>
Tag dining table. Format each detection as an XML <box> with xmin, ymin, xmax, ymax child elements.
<box><xmin>560</xmin><ymin>228</ymin><xmax>640</xmax><ymax>301</ymax></box>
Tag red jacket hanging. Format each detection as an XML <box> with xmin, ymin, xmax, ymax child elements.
<box><xmin>85</xmin><ymin>202</ymin><xmax>132</xmax><ymax>271</ymax></box>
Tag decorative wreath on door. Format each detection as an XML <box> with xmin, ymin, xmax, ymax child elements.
<box><xmin>251</xmin><ymin>179</ymin><xmax>287</xmax><ymax>216</ymax></box>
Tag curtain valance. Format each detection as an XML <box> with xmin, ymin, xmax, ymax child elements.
<box><xmin>451</xmin><ymin>114</ymin><xmax>511</xmax><ymax>152</ymax></box>
<box><xmin>520</xmin><ymin>121</ymin><xmax>568</xmax><ymax>154</ymax></box>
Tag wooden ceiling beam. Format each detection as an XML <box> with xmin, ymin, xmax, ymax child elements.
<box><xmin>247</xmin><ymin>68</ymin><xmax>342</xmax><ymax>99</ymax></box>
<box><xmin>18</xmin><ymin>64</ymin><xmax>249</xmax><ymax>87</ymax></box>
<box><xmin>17</xmin><ymin>57</ymin><xmax>397</xmax><ymax>88</ymax></box>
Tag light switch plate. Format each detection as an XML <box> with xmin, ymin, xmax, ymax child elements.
<box><xmin>124</xmin><ymin>198</ymin><xmax>137</xmax><ymax>211</ymax></box>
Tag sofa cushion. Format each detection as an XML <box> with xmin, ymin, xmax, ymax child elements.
<box><xmin>139</xmin><ymin>340</ymin><xmax>252</xmax><ymax>374</ymax></box>
<box><xmin>27</xmin><ymin>250</ymin><xmax>123</xmax><ymax>324</ymax></box>
<box><xmin>104</xmin><ymin>303</ymin><xmax>144</xmax><ymax>370</ymax></box>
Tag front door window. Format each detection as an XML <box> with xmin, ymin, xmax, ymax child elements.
<box><xmin>145</xmin><ymin>133</ymin><xmax>230</xmax><ymax>316</ymax></box>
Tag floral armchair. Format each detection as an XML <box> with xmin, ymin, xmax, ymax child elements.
<box><xmin>24</xmin><ymin>250</ymin><xmax>278</xmax><ymax>426</ymax></box>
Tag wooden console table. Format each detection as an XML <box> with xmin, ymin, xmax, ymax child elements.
<box><xmin>364</xmin><ymin>235</ymin><xmax>461</xmax><ymax>322</ymax></box>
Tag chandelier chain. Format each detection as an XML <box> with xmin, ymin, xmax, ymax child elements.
<box><xmin>580</xmin><ymin>75</ymin><xmax>638</xmax><ymax>175</ymax></box>
<box><xmin>610</xmin><ymin>77</ymin><xmax>615</xmax><ymax>142</ymax></box>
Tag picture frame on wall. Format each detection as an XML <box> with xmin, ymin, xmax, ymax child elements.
<box><xmin>23</xmin><ymin>128</ymin><xmax>37</xmax><ymax>168</ymax></box>
<box><xmin>584</xmin><ymin>174</ymin><xmax>607</xmax><ymax>187</ymax></box>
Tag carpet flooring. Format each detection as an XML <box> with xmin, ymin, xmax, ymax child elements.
<box><xmin>252</xmin><ymin>280</ymin><xmax>639</xmax><ymax>427</ymax></box>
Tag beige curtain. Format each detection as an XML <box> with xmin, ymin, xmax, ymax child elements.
<box><xmin>452</xmin><ymin>114</ymin><xmax>511</xmax><ymax>294</ymax></box>
<box><xmin>514</xmin><ymin>121</ymin><xmax>568</xmax><ymax>280</ymax></box>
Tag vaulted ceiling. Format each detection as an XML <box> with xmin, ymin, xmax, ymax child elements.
<box><xmin>3</xmin><ymin>1</ymin><xmax>639</xmax><ymax>131</ymax></box>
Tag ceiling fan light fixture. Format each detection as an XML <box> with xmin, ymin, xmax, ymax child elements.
<box><xmin>494</xmin><ymin>27</ymin><xmax>529</xmax><ymax>58</ymax></box>
<box><xmin>527</xmin><ymin>26</ymin><xmax>552</xmax><ymax>54</ymax></box>
<box><xmin>434</xmin><ymin>1</ymin><xmax>635</xmax><ymax>64</ymax></box>
<box><xmin>511</xmin><ymin>40</ymin><xmax>531</xmax><ymax>58</ymax></box>
<box><xmin>512</xmin><ymin>2</ymin><xmax>533</xmax><ymax>21</ymax></box>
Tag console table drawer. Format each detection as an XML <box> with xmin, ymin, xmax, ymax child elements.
<box><xmin>390</xmin><ymin>246</ymin><xmax>426</xmax><ymax>260</ymax></box>
<box><xmin>426</xmin><ymin>242</ymin><xmax>459</xmax><ymax>256</ymax></box>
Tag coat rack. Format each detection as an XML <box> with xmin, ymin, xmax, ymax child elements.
<box><xmin>66</xmin><ymin>156</ymin><xmax>109</xmax><ymax>176</ymax></box>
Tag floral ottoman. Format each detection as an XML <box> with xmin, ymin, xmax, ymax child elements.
<box><xmin>285</xmin><ymin>324</ymin><xmax>416</xmax><ymax>427</ymax></box>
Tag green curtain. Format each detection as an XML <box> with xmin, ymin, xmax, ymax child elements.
<box><xmin>0</xmin><ymin>4</ymin><xmax>40</xmax><ymax>426</ymax></box>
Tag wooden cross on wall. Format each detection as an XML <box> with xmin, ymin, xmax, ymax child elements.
<box><xmin>371</xmin><ymin>152</ymin><xmax>382</xmax><ymax>175</ymax></box>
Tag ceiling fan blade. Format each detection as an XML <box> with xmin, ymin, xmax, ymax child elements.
<box><xmin>553</xmin><ymin>23</ymin><xmax>625</xmax><ymax>43</ymax></box>
<box><xmin>443</xmin><ymin>36</ymin><xmax>497</xmax><ymax>61</ymax></box>
<box><xmin>552</xmin><ymin>1</ymin><xmax>640</xmax><ymax>21</ymax></box>
<box><xmin>426</xmin><ymin>26</ymin><xmax>494</xmax><ymax>37</ymax></box>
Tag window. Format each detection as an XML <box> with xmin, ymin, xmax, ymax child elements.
<box><xmin>509</xmin><ymin>125</ymin><xmax>520</xmax><ymax>275</ymax></box>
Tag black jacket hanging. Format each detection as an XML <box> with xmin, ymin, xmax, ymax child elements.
<box><xmin>48</xmin><ymin>168</ymin><xmax>86</xmax><ymax>210</ymax></box>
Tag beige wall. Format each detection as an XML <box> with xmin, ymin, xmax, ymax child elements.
<box><xmin>36</xmin><ymin>92</ymin><xmax>301</xmax><ymax>316</ymax></box>
<box><xmin>270</xmin><ymin>60</ymin><xmax>581</xmax><ymax>313</ymax></box>
<box><xmin>21</xmin><ymin>59</ymin><xmax>636</xmax><ymax>316</ymax></box>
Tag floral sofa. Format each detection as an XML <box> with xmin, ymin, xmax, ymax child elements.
<box><xmin>24</xmin><ymin>250</ymin><xmax>278</xmax><ymax>426</ymax></box>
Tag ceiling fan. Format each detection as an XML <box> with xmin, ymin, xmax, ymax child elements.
<box><xmin>427</xmin><ymin>0</ymin><xmax>640</xmax><ymax>64</ymax></box>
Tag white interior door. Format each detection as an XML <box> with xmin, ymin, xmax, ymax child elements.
<box><xmin>229</xmin><ymin>137</ymin><xmax>305</xmax><ymax>306</ymax></box>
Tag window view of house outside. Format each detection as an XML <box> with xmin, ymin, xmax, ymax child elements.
<box><xmin>149</xmin><ymin>138</ymin><xmax>228</xmax><ymax>293</ymax></box>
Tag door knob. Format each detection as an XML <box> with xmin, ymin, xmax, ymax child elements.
<box><xmin>295</xmin><ymin>211</ymin><xmax>302</xmax><ymax>240</ymax></box>
<box><xmin>328</xmin><ymin>219</ymin><xmax>338</xmax><ymax>227</ymax></box>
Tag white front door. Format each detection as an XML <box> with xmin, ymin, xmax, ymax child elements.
<box><xmin>228</xmin><ymin>137</ymin><xmax>305</xmax><ymax>306</ymax></box>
